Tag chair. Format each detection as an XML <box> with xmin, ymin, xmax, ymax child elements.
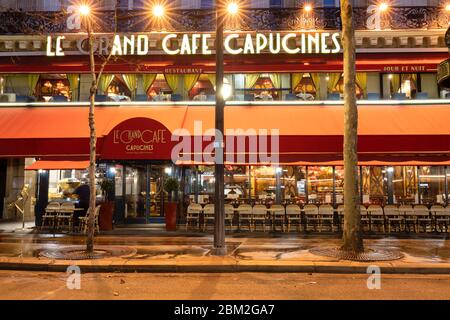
<box><xmin>367</xmin><ymin>92</ymin><xmax>380</xmax><ymax>100</ymax></box>
<box><xmin>41</xmin><ymin>202</ymin><xmax>60</xmax><ymax>230</ymax></box>
<box><xmin>78</xmin><ymin>205</ymin><xmax>101</xmax><ymax>234</ymax></box>
<box><xmin>225</xmin><ymin>204</ymin><xmax>234</xmax><ymax>231</ymax></box>
<box><xmin>285</xmin><ymin>93</ymin><xmax>297</xmax><ymax>101</ymax></box>
<box><xmin>360</xmin><ymin>205</ymin><xmax>370</xmax><ymax>232</ymax></box>
<box><xmin>252</xmin><ymin>204</ymin><xmax>268</xmax><ymax>232</ymax></box>
<box><xmin>202</xmin><ymin>204</ymin><xmax>215</xmax><ymax>231</ymax></box>
<box><xmin>399</xmin><ymin>204</ymin><xmax>414</xmax><ymax>232</ymax></box>
<box><xmin>384</xmin><ymin>205</ymin><xmax>402</xmax><ymax>233</ymax></box>
<box><xmin>244</xmin><ymin>94</ymin><xmax>254</xmax><ymax>101</ymax></box>
<box><xmin>270</xmin><ymin>204</ymin><xmax>286</xmax><ymax>232</ymax></box>
<box><xmin>318</xmin><ymin>204</ymin><xmax>334</xmax><ymax>232</ymax></box>
<box><xmin>327</xmin><ymin>93</ymin><xmax>341</xmax><ymax>100</ymax></box>
<box><xmin>50</xmin><ymin>95</ymin><xmax>68</xmax><ymax>102</ymax></box>
<box><xmin>56</xmin><ymin>202</ymin><xmax>75</xmax><ymax>231</ymax></box>
<box><xmin>431</xmin><ymin>205</ymin><xmax>450</xmax><ymax>233</ymax></box>
<box><xmin>237</xmin><ymin>204</ymin><xmax>252</xmax><ymax>231</ymax></box>
<box><xmin>415</xmin><ymin>92</ymin><xmax>428</xmax><ymax>100</ymax></box>
<box><xmin>367</xmin><ymin>205</ymin><xmax>385</xmax><ymax>232</ymax></box>
<box><xmin>413</xmin><ymin>205</ymin><xmax>431</xmax><ymax>233</ymax></box>
<box><xmin>337</xmin><ymin>204</ymin><xmax>345</xmax><ymax>230</ymax></box>
<box><xmin>303</xmin><ymin>204</ymin><xmax>319</xmax><ymax>232</ymax></box>
<box><xmin>392</xmin><ymin>93</ymin><xmax>407</xmax><ymax>100</ymax></box>
<box><xmin>95</xmin><ymin>94</ymin><xmax>108</xmax><ymax>102</ymax></box>
<box><xmin>135</xmin><ymin>94</ymin><xmax>149</xmax><ymax>101</ymax></box>
<box><xmin>170</xmin><ymin>94</ymin><xmax>182</xmax><ymax>102</ymax></box>
<box><xmin>286</xmin><ymin>204</ymin><xmax>301</xmax><ymax>232</ymax></box>
<box><xmin>186</xmin><ymin>203</ymin><xmax>202</xmax><ymax>231</ymax></box>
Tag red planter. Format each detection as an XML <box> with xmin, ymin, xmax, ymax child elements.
<box><xmin>164</xmin><ymin>202</ymin><xmax>177</xmax><ymax>231</ymax></box>
<box><xmin>99</xmin><ymin>201</ymin><xmax>114</xmax><ymax>231</ymax></box>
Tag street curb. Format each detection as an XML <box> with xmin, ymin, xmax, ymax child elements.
<box><xmin>1</xmin><ymin>261</ymin><xmax>450</xmax><ymax>274</ymax></box>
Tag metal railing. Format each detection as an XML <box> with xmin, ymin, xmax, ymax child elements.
<box><xmin>0</xmin><ymin>6</ymin><xmax>447</xmax><ymax>35</ymax></box>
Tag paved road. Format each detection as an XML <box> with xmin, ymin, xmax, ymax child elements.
<box><xmin>0</xmin><ymin>271</ymin><xmax>449</xmax><ymax>300</ymax></box>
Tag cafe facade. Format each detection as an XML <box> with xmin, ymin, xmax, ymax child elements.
<box><xmin>0</xmin><ymin>4</ymin><xmax>450</xmax><ymax>228</ymax></box>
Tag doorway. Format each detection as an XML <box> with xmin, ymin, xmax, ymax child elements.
<box><xmin>122</xmin><ymin>162</ymin><xmax>169</xmax><ymax>224</ymax></box>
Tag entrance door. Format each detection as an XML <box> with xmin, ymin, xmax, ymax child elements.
<box><xmin>148</xmin><ymin>165</ymin><xmax>165</xmax><ymax>222</ymax></box>
<box><xmin>122</xmin><ymin>163</ymin><xmax>168</xmax><ymax>224</ymax></box>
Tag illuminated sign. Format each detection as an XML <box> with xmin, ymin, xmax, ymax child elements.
<box><xmin>46</xmin><ymin>32</ymin><xmax>341</xmax><ymax>57</ymax></box>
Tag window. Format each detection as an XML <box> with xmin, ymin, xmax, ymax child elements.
<box><xmin>269</xmin><ymin>0</ymin><xmax>282</xmax><ymax>7</ymax></box>
<box><xmin>200</xmin><ymin>0</ymin><xmax>214</xmax><ymax>8</ymax></box>
<box><xmin>148</xmin><ymin>74</ymin><xmax>172</xmax><ymax>101</ymax></box>
<box><xmin>419</xmin><ymin>166</ymin><xmax>446</xmax><ymax>205</ymax></box>
<box><xmin>189</xmin><ymin>74</ymin><xmax>215</xmax><ymax>100</ymax></box>
<box><xmin>323</xmin><ymin>0</ymin><xmax>337</xmax><ymax>7</ymax></box>
<box><xmin>293</xmin><ymin>74</ymin><xmax>317</xmax><ymax>98</ymax></box>
<box><xmin>307</xmin><ymin>166</ymin><xmax>334</xmax><ymax>204</ymax></box>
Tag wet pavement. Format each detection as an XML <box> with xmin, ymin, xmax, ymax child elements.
<box><xmin>1</xmin><ymin>220</ymin><xmax>450</xmax><ymax>272</ymax></box>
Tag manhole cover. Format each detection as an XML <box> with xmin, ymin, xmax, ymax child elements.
<box><xmin>39</xmin><ymin>245</ymin><xmax>137</xmax><ymax>260</ymax></box>
<box><xmin>309</xmin><ymin>246</ymin><xmax>403</xmax><ymax>262</ymax></box>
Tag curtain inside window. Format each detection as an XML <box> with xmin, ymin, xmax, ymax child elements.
<box><xmin>98</xmin><ymin>74</ymin><xmax>115</xmax><ymax>94</ymax></box>
<box><xmin>327</xmin><ymin>73</ymin><xmax>342</xmax><ymax>93</ymax></box>
<box><xmin>142</xmin><ymin>74</ymin><xmax>157</xmax><ymax>93</ymax></box>
<box><xmin>28</xmin><ymin>74</ymin><xmax>40</xmax><ymax>96</ymax></box>
<box><xmin>245</xmin><ymin>74</ymin><xmax>260</xmax><ymax>89</ymax></box>
<box><xmin>269</xmin><ymin>73</ymin><xmax>281</xmax><ymax>89</ymax></box>
<box><xmin>67</xmin><ymin>74</ymin><xmax>79</xmax><ymax>101</ymax></box>
<box><xmin>391</xmin><ymin>74</ymin><xmax>401</xmax><ymax>94</ymax></box>
<box><xmin>164</xmin><ymin>74</ymin><xmax>180</xmax><ymax>93</ymax></box>
<box><xmin>309</xmin><ymin>73</ymin><xmax>321</xmax><ymax>98</ymax></box>
<box><xmin>291</xmin><ymin>73</ymin><xmax>305</xmax><ymax>91</ymax></box>
<box><xmin>122</xmin><ymin>74</ymin><xmax>137</xmax><ymax>98</ymax></box>
<box><xmin>207</xmin><ymin>74</ymin><xmax>216</xmax><ymax>87</ymax></box>
<box><xmin>183</xmin><ymin>74</ymin><xmax>200</xmax><ymax>96</ymax></box>
<box><xmin>355</xmin><ymin>72</ymin><xmax>367</xmax><ymax>97</ymax></box>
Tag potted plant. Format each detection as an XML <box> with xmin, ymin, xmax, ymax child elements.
<box><xmin>98</xmin><ymin>178</ymin><xmax>115</xmax><ymax>231</ymax></box>
<box><xmin>164</xmin><ymin>177</ymin><xmax>179</xmax><ymax>231</ymax></box>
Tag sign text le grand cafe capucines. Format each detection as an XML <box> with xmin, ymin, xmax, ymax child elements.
<box><xmin>46</xmin><ymin>32</ymin><xmax>342</xmax><ymax>57</ymax></box>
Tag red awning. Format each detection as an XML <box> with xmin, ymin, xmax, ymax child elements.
<box><xmin>1</xmin><ymin>103</ymin><xmax>450</xmax><ymax>163</ymax></box>
<box><xmin>25</xmin><ymin>160</ymin><xmax>90</xmax><ymax>170</ymax></box>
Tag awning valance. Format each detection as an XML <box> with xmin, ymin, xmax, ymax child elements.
<box><xmin>25</xmin><ymin>160</ymin><xmax>90</xmax><ymax>170</ymax></box>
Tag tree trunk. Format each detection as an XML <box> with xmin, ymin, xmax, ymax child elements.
<box><xmin>340</xmin><ymin>0</ymin><xmax>363</xmax><ymax>252</ymax></box>
<box><xmin>86</xmin><ymin>21</ymin><xmax>97</xmax><ymax>254</ymax></box>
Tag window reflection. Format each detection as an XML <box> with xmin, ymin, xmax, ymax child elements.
<box><xmin>307</xmin><ymin>166</ymin><xmax>333</xmax><ymax>204</ymax></box>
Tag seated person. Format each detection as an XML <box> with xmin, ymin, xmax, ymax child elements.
<box><xmin>193</xmin><ymin>91</ymin><xmax>207</xmax><ymax>101</ymax></box>
<box><xmin>73</xmin><ymin>180</ymin><xmax>90</xmax><ymax>227</ymax></box>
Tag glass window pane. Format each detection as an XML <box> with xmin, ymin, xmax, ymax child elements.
<box><xmin>251</xmin><ymin>166</ymin><xmax>277</xmax><ymax>204</ymax></box>
<box><xmin>307</xmin><ymin>166</ymin><xmax>333</xmax><ymax>204</ymax></box>
<box><xmin>334</xmin><ymin>166</ymin><xmax>344</xmax><ymax>204</ymax></box>
<box><xmin>280</xmin><ymin>166</ymin><xmax>306</xmax><ymax>204</ymax></box>
<box><xmin>225</xmin><ymin>165</ymin><xmax>249</xmax><ymax>203</ymax></box>
<box><xmin>419</xmin><ymin>166</ymin><xmax>446</xmax><ymax>205</ymax></box>
<box><xmin>392</xmin><ymin>166</ymin><xmax>418</xmax><ymax>205</ymax></box>
<box><xmin>361</xmin><ymin>166</ymin><xmax>387</xmax><ymax>205</ymax></box>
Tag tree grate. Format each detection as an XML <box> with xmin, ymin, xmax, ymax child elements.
<box><xmin>309</xmin><ymin>246</ymin><xmax>404</xmax><ymax>262</ymax></box>
<box><xmin>39</xmin><ymin>246</ymin><xmax>137</xmax><ymax>260</ymax></box>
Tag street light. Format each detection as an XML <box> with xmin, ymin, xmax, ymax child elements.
<box><xmin>79</xmin><ymin>4</ymin><xmax>90</xmax><ymax>16</ymax></box>
<box><xmin>212</xmin><ymin>0</ymin><xmax>229</xmax><ymax>256</ymax></box>
<box><xmin>379</xmin><ymin>3</ymin><xmax>389</xmax><ymax>12</ymax></box>
<box><xmin>152</xmin><ymin>4</ymin><xmax>165</xmax><ymax>18</ymax></box>
<box><xmin>227</xmin><ymin>2</ymin><xmax>239</xmax><ymax>15</ymax></box>
<box><xmin>303</xmin><ymin>4</ymin><xmax>313</xmax><ymax>12</ymax></box>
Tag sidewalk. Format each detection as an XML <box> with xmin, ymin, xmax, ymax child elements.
<box><xmin>0</xmin><ymin>223</ymin><xmax>450</xmax><ymax>273</ymax></box>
